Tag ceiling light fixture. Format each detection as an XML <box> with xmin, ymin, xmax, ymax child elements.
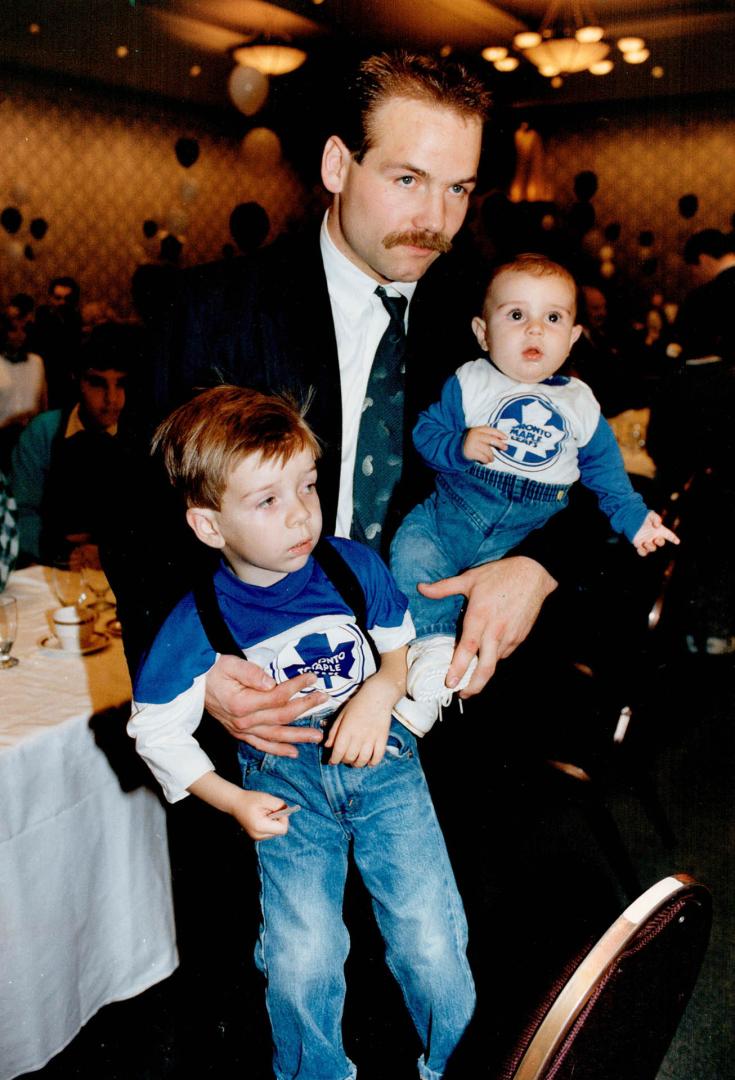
<box><xmin>232</xmin><ymin>41</ymin><xmax>307</xmax><ymax>76</ymax></box>
<box><xmin>482</xmin><ymin>1</ymin><xmax>652</xmax><ymax>80</ymax></box>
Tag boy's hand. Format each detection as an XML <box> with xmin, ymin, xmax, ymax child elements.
<box><xmin>230</xmin><ymin>789</ymin><xmax>295</xmax><ymax>841</ymax></box>
<box><xmin>324</xmin><ymin>688</ymin><xmax>393</xmax><ymax>767</ymax></box>
<box><xmin>633</xmin><ymin>511</ymin><xmax>680</xmax><ymax>556</ymax></box>
<box><xmin>188</xmin><ymin>772</ymin><xmax>293</xmax><ymax>841</ymax></box>
<box><xmin>463</xmin><ymin>425</ymin><xmax>508</xmax><ymax>464</ymax></box>
<box><xmin>324</xmin><ymin>648</ymin><xmax>406</xmax><ymax>767</ymax></box>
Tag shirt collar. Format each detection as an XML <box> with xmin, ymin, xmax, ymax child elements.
<box><xmin>319</xmin><ymin>211</ymin><xmax>417</xmax><ymax>318</ymax></box>
<box><xmin>64</xmin><ymin>403</ymin><xmax>118</xmax><ymax>438</ymax></box>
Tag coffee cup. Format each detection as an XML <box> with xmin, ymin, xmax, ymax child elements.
<box><xmin>51</xmin><ymin>605</ymin><xmax>96</xmax><ymax>651</ymax></box>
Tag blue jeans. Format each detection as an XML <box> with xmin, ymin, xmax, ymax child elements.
<box><xmin>390</xmin><ymin>469</ymin><xmax>569</xmax><ymax>639</ymax></box>
<box><xmin>238</xmin><ymin>716</ymin><xmax>475</xmax><ymax>1080</ymax></box>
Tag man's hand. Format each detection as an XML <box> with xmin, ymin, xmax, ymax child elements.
<box><xmin>417</xmin><ymin>556</ymin><xmax>557</xmax><ymax>697</ymax></box>
<box><xmin>204</xmin><ymin>654</ymin><xmax>328</xmax><ymax>757</ymax></box>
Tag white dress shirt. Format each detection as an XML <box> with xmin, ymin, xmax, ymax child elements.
<box><xmin>319</xmin><ymin>214</ymin><xmax>416</xmax><ymax>537</ymax></box>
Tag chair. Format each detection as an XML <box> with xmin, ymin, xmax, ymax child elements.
<box><xmin>499</xmin><ymin>873</ymin><xmax>712</xmax><ymax>1080</ymax></box>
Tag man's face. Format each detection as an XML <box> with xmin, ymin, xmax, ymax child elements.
<box><xmin>190</xmin><ymin>448</ymin><xmax>323</xmax><ymax>588</ymax></box>
<box><xmin>473</xmin><ymin>271</ymin><xmax>582</xmax><ymax>385</ymax></box>
<box><xmin>49</xmin><ymin>285</ymin><xmax>74</xmax><ymax>309</ymax></box>
<box><xmin>581</xmin><ymin>286</ymin><xmax>607</xmax><ymax>331</ymax></box>
<box><xmin>78</xmin><ymin>368</ymin><xmax>127</xmax><ymax>430</ymax></box>
<box><xmin>322</xmin><ymin>97</ymin><xmax>482</xmax><ymax>283</ymax></box>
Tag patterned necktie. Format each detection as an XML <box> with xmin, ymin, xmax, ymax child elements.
<box><xmin>352</xmin><ymin>286</ymin><xmax>408</xmax><ymax>554</ymax></box>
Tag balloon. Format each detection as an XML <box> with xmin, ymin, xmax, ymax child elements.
<box><xmin>604</xmin><ymin>222</ymin><xmax>621</xmax><ymax>242</ymax></box>
<box><xmin>174</xmin><ymin>137</ymin><xmax>200</xmax><ymax>168</ymax></box>
<box><xmin>29</xmin><ymin>217</ymin><xmax>48</xmax><ymax>240</ymax></box>
<box><xmin>639</xmin><ymin>230</ymin><xmax>654</xmax><ymax>248</ymax></box>
<box><xmin>241</xmin><ymin>127</ymin><xmax>282</xmax><ymax>175</ymax></box>
<box><xmin>23</xmin><ymin>244</ymin><xmax>35</xmax><ymax>260</ymax></box>
<box><xmin>678</xmin><ymin>194</ymin><xmax>698</xmax><ymax>219</ymax></box>
<box><xmin>143</xmin><ymin>219</ymin><xmax>158</xmax><ymax>239</ymax></box>
<box><xmin>573</xmin><ymin>170</ymin><xmax>598</xmax><ymax>201</ymax></box>
<box><xmin>568</xmin><ymin>201</ymin><xmax>596</xmax><ymax>234</ymax></box>
<box><xmin>1</xmin><ymin>207</ymin><xmax>22</xmax><ymax>234</ymax></box>
<box><xmin>228</xmin><ymin>65</ymin><xmax>269</xmax><ymax>116</ymax></box>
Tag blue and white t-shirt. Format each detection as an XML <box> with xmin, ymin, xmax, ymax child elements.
<box><xmin>129</xmin><ymin>537</ymin><xmax>413</xmax><ymax>802</ymax></box>
<box><xmin>413</xmin><ymin>359</ymin><xmax>648</xmax><ymax>541</ymax></box>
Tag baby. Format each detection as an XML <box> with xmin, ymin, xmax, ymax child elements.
<box><xmin>390</xmin><ymin>253</ymin><xmax>678</xmax><ymax>736</ymax></box>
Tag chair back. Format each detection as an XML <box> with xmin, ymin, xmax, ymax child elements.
<box><xmin>501</xmin><ymin>874</ymin><xmax>712</xmax><ymax>1080</ymax></box>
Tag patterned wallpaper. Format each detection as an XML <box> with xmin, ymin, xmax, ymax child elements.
<box><xmin>535</xmin><ymin>99</ymin><xmax>735</xmax><ymax>305</ymax></box>
<box><xmin>1</xmin><ymin>74</ymin><xmax>734</xmax><ymax>316</ymax></box>
<box><xmin>0</xmin><ymin>76</ymin><xmax>316</xmax><ymax>316</ymax></box>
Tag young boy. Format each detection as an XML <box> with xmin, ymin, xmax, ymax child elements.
<box><xmin>389</xmin><ymin>253</ymin><xmax>679</xmax><ymax>736</ymax></box>
<box><xmin>128</xmin><ymin>386</ymin><xmax>475</xmax><ymax>1080</ymax></box>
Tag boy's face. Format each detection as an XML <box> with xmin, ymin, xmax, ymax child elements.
<box><xmin>187</xmin><ymin>447</ymin><xmax>322</xmax><ymax>588</ymax></box>
<box><xmin>78</xmin><ymin>367</ymin><xmax>127</xmax><ymax>430</ymax></box>
<box><xmin>472</xmin><ymin>270</ymin><xmax>582</xmax><ymax>384</ymax></box>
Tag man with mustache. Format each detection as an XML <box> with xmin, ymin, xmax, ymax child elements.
<box><xmin>111</xmin><ymin>51</ymin><xmax>563</xmax><ymax>758</ymax></box>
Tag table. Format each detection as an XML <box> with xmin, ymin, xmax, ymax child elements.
<box><xmin>0</xmin><ymin>566</ymin><xmax>178</xmax><ymax>1079</ymax></box>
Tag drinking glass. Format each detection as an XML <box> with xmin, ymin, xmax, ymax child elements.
<box><xmin>81</xmin><ymin>561</ymin><xmax>114</xmax><ymax>612</ymax></box>
<box><xmin>0</xmin><ymin>594</ymin><xmax>19</xmax><ymax>668</ymax></box>
<box><xmin>51</xmin><ymin>558</ymin><xmax>88</xmax><ymax>610</ymax></box>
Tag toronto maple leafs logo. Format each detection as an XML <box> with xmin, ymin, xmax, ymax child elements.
<box><xmin>490</xmin><ymin>394</ymin><xmax>568</xmax><ymax>471</ymax></box>
<box><xmin>275</xmin><ymin>624</ymin><xmax>367</xmax><ymax>701</ymax></box>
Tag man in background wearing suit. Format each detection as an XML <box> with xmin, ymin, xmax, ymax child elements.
<box><xmin>111</xmin><ymin>51</ymin><xmax>565</xmax><ymax>760</ymax></box>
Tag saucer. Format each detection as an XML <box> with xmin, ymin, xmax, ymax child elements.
<box><xmin>38</xmin><ymin>631</ymin><xmax>110</xmax><ymax>656</ymax></box>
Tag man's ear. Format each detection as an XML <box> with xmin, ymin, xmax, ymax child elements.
<box><xmin>185</xmin><ymin>506</ymin><xmax>225</xmax><ymax>550</ymax></box>
<box><xmin>570</xmin><ymin>323</ymin><xmax>583</xmax><ymax>348</ymax></box>
<box><xmin>321</xmin><ymin>135</ymin><xmax>352</xmax><ymax>195</ymax></box>
<box><xmin>471</xmin><ymin>315</ymin><xmax>489</xmax><ymax>352</ymax></box>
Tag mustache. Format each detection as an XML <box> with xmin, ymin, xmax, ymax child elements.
<box><xmin>382</xmin><ymin>229</ymin><xmax>452</xmax><ymax>254</ymax></box>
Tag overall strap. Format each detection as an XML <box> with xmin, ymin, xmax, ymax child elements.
<box><xmin>192</xmin><ymin>542</ymin><xmax>380</xmax><ymax>669</ymax></box>
<box><xmin>192</xmin><ymin>571</ymin><xmax>242</xmax><ymax>657</ymax></box>
<box><xmin>312</xmin><ymin>538</ymin><xmax>381</xmax><ymax>669</ymax></box>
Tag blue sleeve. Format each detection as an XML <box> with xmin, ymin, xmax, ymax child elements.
<box><xmin>578</xmin><ymin>417</ymin><xmax>649</xmax><ymax>541</ymax></box>
<box><xmin>10</xmin><ymin>411</ymin><xmax>60</xmax><ymax>561</ymax></box>
<box><xmin>326</xmin><ymin>537</ymin><xmax>408</xmax><ymax>631</ymax></box>
<box><xmin>412</xmin><ymin>374</ymin><xmax>471</xmax><ymax>474</ymax></box>
<box><xmin>133</xmin><ymin>592</ymin><xmax>217</xmax><ymax>704</ymax></box>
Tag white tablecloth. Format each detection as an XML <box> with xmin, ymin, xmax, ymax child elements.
<box><xmin>0</xmin><ymin>567</ymin><xmax>178</xmax><ymax>1079</ymax></box>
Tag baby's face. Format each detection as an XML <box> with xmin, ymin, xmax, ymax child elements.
<box><xmin>472</xmin><ymin>270</ymin><xmax>582</xmax><ymax>384</ymax></box>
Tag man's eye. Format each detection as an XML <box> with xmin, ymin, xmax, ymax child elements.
<box><xmin>397</xmin><ymin>175</ymin><xmax>415</xmax><ymax>186</ymax></box>
<box><xmin>450</xmin><ymin>184</ymin><xmax>468</xmax><ymax>196</ymax></box>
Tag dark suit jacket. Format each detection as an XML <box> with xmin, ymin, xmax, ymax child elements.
<box><xmin>106</xmin><ymin>227</ymin><xmax>570</xmax><ymax>672</ymax></box>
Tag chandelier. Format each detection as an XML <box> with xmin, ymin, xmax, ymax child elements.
<box><xmin>482</xmin><ymin>0</ymin><xmax>651</xmax><ymax>82</ymax></box>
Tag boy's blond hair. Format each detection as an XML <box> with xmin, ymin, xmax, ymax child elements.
<box><xmin>152</xmin><ymin>385</ymin><xmax>320</xmax><ymax>510</ymax></box>
<box><xmin>484</xmin><ymin>253</ymin><xmax>579</xmax><ymax>318</ymax></box>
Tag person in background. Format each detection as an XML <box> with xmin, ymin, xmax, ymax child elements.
<box><xmin>0</xmin><ymin>468</ymin><xmax>19</xmax><ymax>590</ymax></box>
<box><xmin>672</xmin><ymin>228</ymin><xmax>735</xmax><ymax>363</ymax></box>
<box><xmin>0</xmin><ymin>302</ymin><xmax>47</xmax><ymax>469</ymax></box>
<box><xmin>28</xmin><ymin>275</ymin><xmax>83</xmax><ymax>409</ymax></box>
<box><xmin>10</xmin><ymin>322</ymin><xmax>143</xmax><ymax>566</ymax></box>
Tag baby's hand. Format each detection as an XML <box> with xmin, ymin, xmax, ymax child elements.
<box><xmin>463</xmin><ymin>425</ymin><xmax>508</xmax><ymax>464</ymax></box>
<box><xmin>230</xmin><ymin>788</ymin><xmax>294</xmax><ymax>841</ymax></box>
<box><xmin>633</xmin><ymin>511</ymin><xmax>680</xmax><ymax>556</ymax></box>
